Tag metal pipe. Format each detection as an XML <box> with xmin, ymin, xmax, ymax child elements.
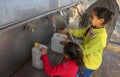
<box><xmin>0</xmin><ymin>2</ymin><xmax>79</xmax><ymax>34</ymax></box>
<box><xmin>60</xmin><ymin>10</ymin><xmax>75</xmax><ymax>42</ymax></box>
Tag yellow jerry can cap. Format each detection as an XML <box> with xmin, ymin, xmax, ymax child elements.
<box><xmin>34</xmin><ymin>42</ymin><xmax>39</xmax><ymax>47</ymax></box>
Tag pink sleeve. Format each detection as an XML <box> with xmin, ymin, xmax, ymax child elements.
<box><xmin>41</xmin><ymin>54</ymin><xmax>67</xmax><ymax>76</ymax></box>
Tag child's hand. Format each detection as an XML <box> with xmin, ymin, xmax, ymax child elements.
<box><xmin>64</xmin><ymin>38</ymin><xmax>71</xmax><ymax>43</ymax></box>
<box><xmin>40</xmin><ymin>48</ymin><xmax>47</xmax><ymax>55</ymax></box>
<box><xmin>60</xmin><ymin>38</ymin><xmax>71</xmax><ymax>45</ymax></box>
<box><xmin>58</xmin><ymin>28</ymin><xmax>68</xmax><ymax>34</ymax></box>
<box><xmin>60</xmin><ymin>41</ymin><xmax>66</xmax><ymax>45</ymax></box>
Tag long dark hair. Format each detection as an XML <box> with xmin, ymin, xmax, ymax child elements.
<box><xmin>64</xmin><ymin>42</ymin><xmax>84</xmax><ymax>68</ymax></box>
<box><xmin>93</xmin><ymin>7</ymin><xmax>114</xmax><ymax>25</ymax></box>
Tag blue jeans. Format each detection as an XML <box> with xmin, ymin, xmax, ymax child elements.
<box><xmin>76</xmin><ymin>67</ymin><xmax>95</xmax><ymax>77</ymax></box>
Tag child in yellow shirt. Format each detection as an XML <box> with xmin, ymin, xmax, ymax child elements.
<box><xmin>60</xmin><ymin>7</ymin><xmax>114</xmax><ymax>77</ymax></box>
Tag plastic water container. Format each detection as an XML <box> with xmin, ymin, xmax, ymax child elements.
<box><xmin>32</xmin><ymin>42</ymin><xmax>47</xmax><ymax>69</ymax></box>
<box><xmin>51</xmin><ymin>33</ymin><xmax>67</xmax><ymax>53</ymax></box>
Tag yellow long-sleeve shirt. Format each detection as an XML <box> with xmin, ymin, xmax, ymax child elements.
<box><xmin>69</xmin><ymin>26</ymin><xmax>107</xmax><ymax>70</ymax></box>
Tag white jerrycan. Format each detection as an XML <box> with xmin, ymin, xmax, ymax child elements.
<box><xmin>51</xmin><ymin>33</ymin><xmax>67</xmax><ymax>53</ymax></box>
<box><xmin>32</xmin><ymin>42</ymin><xmax>47</xmax><ymax>69</ymax></box>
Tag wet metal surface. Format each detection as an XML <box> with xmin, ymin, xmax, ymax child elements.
<box><xmin>0</xmin><ymin>0</ymin><xmax>79</xmax><ymax>28</ymax></box>
<box><xmin>0</xmin><ymin>17</ymin><xmax>54</xmax><ymax>77</ymax></box>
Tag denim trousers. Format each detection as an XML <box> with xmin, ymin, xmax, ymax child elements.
<box><xmin>76</xmin><ymin>67</ymin><xmax>95</xmax><ymax>77</ymax></box>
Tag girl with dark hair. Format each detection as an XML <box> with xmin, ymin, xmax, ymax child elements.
<box><xmin>40</xmin><ymin>42</ymin><xmax>84</xmax><ymax>77</ymax></box>
<box><xmin>59</xmin><ymin>7</ymin><xmax>114</xmax><ymax>77</ymax></box>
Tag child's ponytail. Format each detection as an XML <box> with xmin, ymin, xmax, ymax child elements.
<box><xmin>75</xmin><ymin>45</ymin><xmax>84</xmax><ymax>68</ymax></box>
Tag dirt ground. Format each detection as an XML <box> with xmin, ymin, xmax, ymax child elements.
<box><xmin>107</xmin><ymin>43</ymin><xmax>120</xmax><ymax>55</ymax></box>
<box><xmin>92</xmin><ymin>48</ymin><xmax>120</xmax><ymax>77</ymax></box>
